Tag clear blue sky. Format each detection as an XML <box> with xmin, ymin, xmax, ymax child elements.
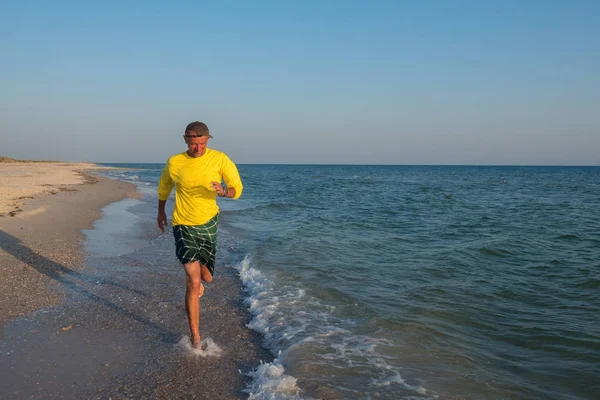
<box><xmin>1</xmin><ymin>1</ymin><xmax>598</xmax><ymax>165</ymax></box>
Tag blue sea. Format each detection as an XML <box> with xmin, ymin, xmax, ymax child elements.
<box><xmin>99</xmin><ymin>164</ymin><xmax>600</xmax><ymax>400</ymax></box>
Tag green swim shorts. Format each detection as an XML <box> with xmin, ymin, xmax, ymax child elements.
<box><xmin>172</xmin><ymin>214</ymin><xmax>219</xmax><ymax>276</ymax></box>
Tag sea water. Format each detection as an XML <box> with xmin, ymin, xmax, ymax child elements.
<box><xmin>100</xmin><ymin>164</ymin><xmax>600</xmax><ymax>400</ymax></box>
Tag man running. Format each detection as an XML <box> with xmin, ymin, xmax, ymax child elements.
<box><xmin>157</xmin><ymin>121</ymin><xmax>243</xmax><ymax>348</ymax></box>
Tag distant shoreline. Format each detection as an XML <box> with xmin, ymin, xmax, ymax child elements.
<box><xmin>0</xmin><ymin>160</ymin><xmax>130</xmax><ymax>216</ymax></box>
<box><xmin>0</xmin><ymin>156</ymin><xmax>83</xmax><ymax>163</ymax></box>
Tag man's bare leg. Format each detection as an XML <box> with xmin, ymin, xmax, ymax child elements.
<box><xmin>198</xmin><ymin>263</ymin><xmax>213</xmax><ymax>297</ymax></box>
<box><xmin>184</xmin><ymin>261</ymin><xmax>213</xmax><ymax>349</ymax></box>
<box><xmin>184</xmin><ymin>261</ymin><xmax>202</xmax><ymax>348</ymax></box>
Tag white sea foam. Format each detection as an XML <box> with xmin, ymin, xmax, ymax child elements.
<box><xmin>235</xmin><ymin>255</ymin><xmax>433</xmax><ymax>399</ymax></box>
<box><xmin>236</xmin><ymin>256</ymin><xmax>304</xmax><ymax>399</ymax></box>
<box><xmin>116</xmin><ymin>172</ymin><xmax>140</xmax><ymax>181</ymax></box>
<box><xmin>245</xmin><ymin>358</ymin><xmax>303</xmax><ymax>400</ymax></box>
<box><xmin>176</xmin><ymin>336</ymin><xmax>223</xmax><ymax>357</ymax></box>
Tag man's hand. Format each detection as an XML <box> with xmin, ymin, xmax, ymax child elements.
<box><xmin>211</xmin><ymin>181</ymin><xmax>226</xmax><ymax>197</ymax></box>
<box><xmin>157</xmin><ymin>210</ymin><xmax>168</xmax><ymax>233</ymax></box>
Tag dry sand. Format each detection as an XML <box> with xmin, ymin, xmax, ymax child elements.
<box><xmin>0</xmin><ymin>161</ymin><xmax>116</xmax><ymax>216</ymax></box>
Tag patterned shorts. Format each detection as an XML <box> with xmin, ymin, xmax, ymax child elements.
<box><xmin>172</xmin><ymin>214</ymin><xmax>219</xmax><ymax>276</ymax></box>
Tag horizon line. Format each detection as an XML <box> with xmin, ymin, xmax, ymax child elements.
<box><xmin>93</xmin><ymin>162</ymin><xmax>600</xmax><ymax>167</ymax></box>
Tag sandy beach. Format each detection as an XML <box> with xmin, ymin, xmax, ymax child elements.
<box><xmin>0</xmin><ymin>161</ymin><xmax>139</xmax><ymax>325</ymax></box>
<box><xmin>0</xmin><ymin>161</ymin><xmax>271</xmax><ymax>399</ymax></box>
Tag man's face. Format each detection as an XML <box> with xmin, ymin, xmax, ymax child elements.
<box><xmin>184</xmin><ymin>134</ymin><xmax>209</xmax><ymax>157</ymax></box>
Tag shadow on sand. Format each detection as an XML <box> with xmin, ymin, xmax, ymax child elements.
<box><xmin>0</xmin><ymin>229</ymin><xmax>177</xmax><ymax>343</ymax></box>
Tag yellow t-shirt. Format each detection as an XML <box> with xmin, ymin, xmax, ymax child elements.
<box><xmin>158</xmin><ymin>149</ymin><xmax>243</xmax><ymax>226</ymax></box>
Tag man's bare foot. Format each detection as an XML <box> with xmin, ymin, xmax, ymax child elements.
<box><xmin>191</xmin><ymin>335</ymin><xmax>201</xmax><ymax>349</ymax></box>
<box><xmin>198</xmin><ymin>282</ymin><xmax>205</xmax><ymax>298</ymax></box>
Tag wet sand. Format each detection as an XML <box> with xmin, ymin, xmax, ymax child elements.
<box><xmin>0</xmin><ymin>163</ymin><xmax>272</xmax><ymax>399</ymax></box>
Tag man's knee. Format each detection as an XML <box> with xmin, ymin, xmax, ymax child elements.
<box><xmin>201</xmin><ymin>265</ymin><xmax>213</xmax><ymax>283</ymax></box>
